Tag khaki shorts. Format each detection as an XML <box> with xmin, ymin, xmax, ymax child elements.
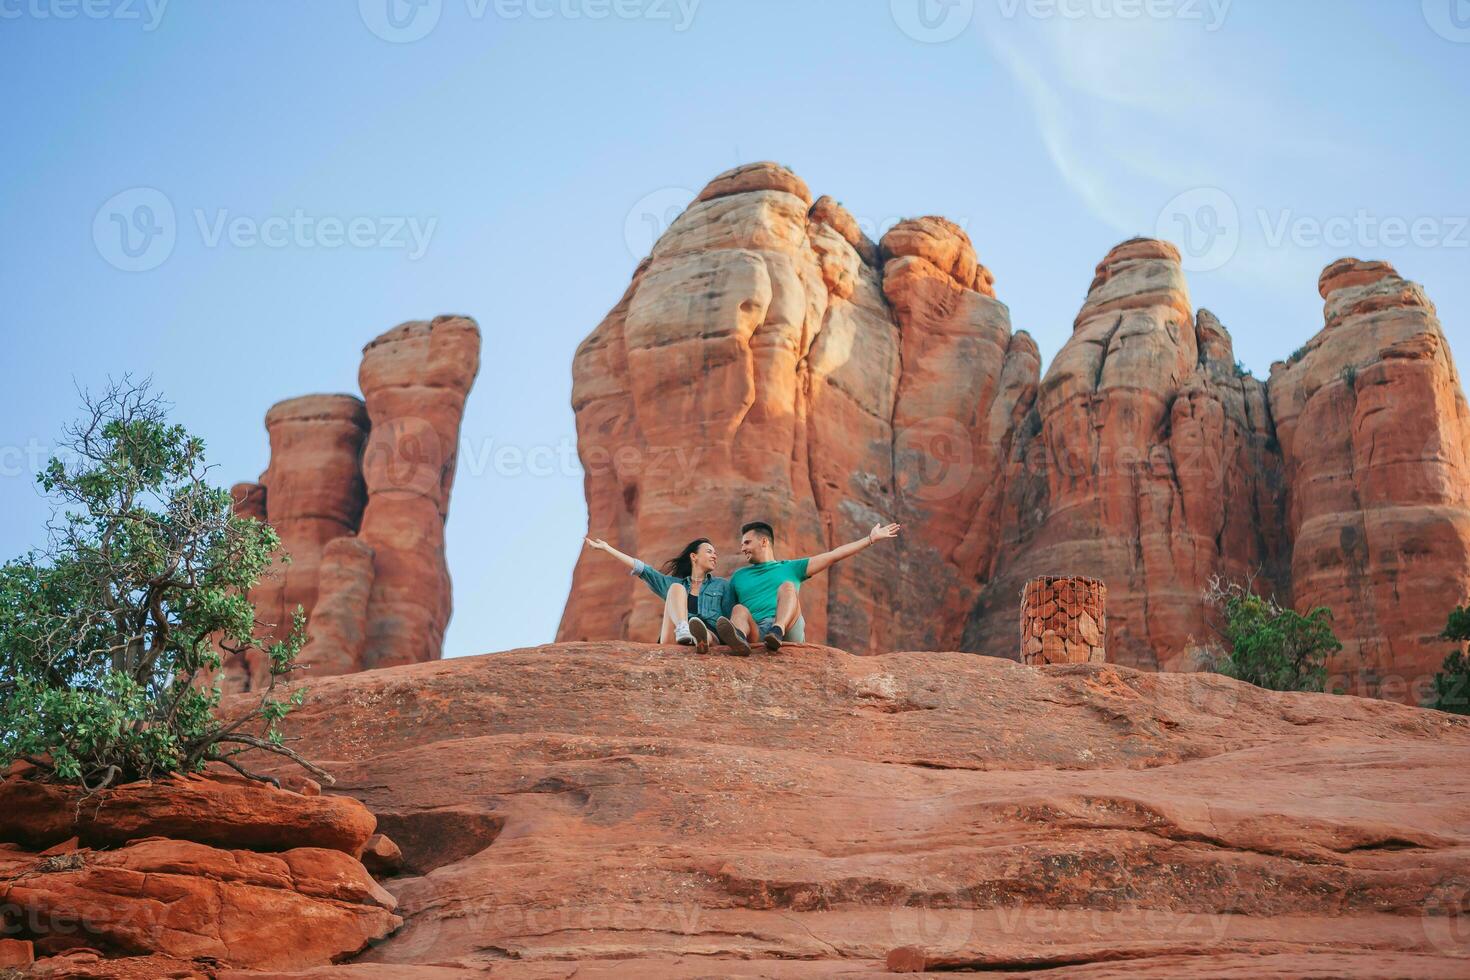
<box><xmin>757</xmin><ymin>616</ymin><xmax>805</xmax><ymax>643</ymax></box>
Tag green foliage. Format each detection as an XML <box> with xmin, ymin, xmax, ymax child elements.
<box><xmin>1205</xmin><ymin>579</ymin><xmax>1341</xmax><ymax>692</ymax></box>
<box><xmin>1233</xmin><ymin>360</ymin><xmax>1251</xmax><ymax>378</ymax></box>
<box><xmin>1341</xmin><ymin>365</ymin><xmax>1358</xmax><ymax>388</ymax></box>
<box><xmin>1425</xmin><ymin>605</ymin><xmax>1470</xmax><ymax>715</ymax></box>
<box><xmin>1288</xmin><ymin>346</ymin><xmax>1308</xmax><ymax>364</ymax></box>
<box><xmin>0</xmin><ymin>379</ymin><xmax>321</xmax><ymax>790</ymax></box>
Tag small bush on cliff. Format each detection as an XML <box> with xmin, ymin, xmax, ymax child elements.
<box><xmin>1203</xmin><ymin>577</ymin><xmax>1341</xmax><ymax>693</ymax></box>
<box><xmin>0</xmin><ymin>379</ymin><xmax>326</xmax><ymax>791</ymax></box>
<box><xmin>1425</xmin><ymin>605</ymin><xmax>1470</xmax><ymax>715</ymax></box>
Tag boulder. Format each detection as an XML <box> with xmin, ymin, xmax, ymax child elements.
<box><xmin>0</xmin><ymin>771</ymin><xmax>375</xmax><ymax>854</ymax></box>
<box><xmin>0</xmin><ymin>838</ymin><xmax>397</xmax><ymax>971</ymax></box>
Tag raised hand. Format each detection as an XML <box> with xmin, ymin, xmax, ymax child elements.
<box><xmin>585</xmin><ymin>537</ymin><xmax>610</xmax><ymax>552</ymax></box>
<box><xmin>868</xmin><ymin>522</ymin><xmax>901</xmax><ymax>543</ymax></box>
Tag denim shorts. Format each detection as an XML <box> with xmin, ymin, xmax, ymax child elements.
<box><xmin>757</xmin><ymin>616</ymin><xmax>805</xmax><ymax>643</ymax></box>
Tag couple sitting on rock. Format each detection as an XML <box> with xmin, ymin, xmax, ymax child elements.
<box><xmin>584</xmin><ymin>520</ymin><xmax>901</xmax><ymax>655</ymax></box>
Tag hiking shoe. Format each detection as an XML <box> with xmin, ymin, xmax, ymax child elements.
<box><xmin>715</xmin><ymin>616</ymin><xmax>751</xmax><ymax>657</ymax></box>
<box><xmin>762</xmin><ymin>624</ymin><xmax>784</xmax><ymax>653</ymax></box>
<box><xmin>674</xmin><ymin>622</ymin><xmax>695</xmax><ymax>646</ymax></box>
<box><xmin>689</xmin><ymin>618</ymin><xmax>711</xmax><ymax>655</ymax></box>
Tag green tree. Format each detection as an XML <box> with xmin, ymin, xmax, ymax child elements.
<box><xmin>1203</xmin><ymin>577</ymin><xmax>1342</xmax><ymax>692</ymax></box>
<box><xmin>0</xmin><ymin>379</ymin><xmax>326</xmax><ymax>791</ymax></box>
<box><xmin>1425</xmin><ymin>604</ymin><xmax>1470</xmax><ymax>715</ymax></box>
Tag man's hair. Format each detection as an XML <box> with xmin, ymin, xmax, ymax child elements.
<box><xmin>741</xmin><ymin>521</ymin><xmax>775</xmax><ymax>545</ymax></box>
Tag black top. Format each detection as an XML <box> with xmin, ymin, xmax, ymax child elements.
<box><xmin>688</xmin><ymin>590</ymin><xmax>700</xmax><ymax>618</ymax></box>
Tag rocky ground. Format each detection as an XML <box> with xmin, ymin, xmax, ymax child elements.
<box><xmin>208</xmin><ymin>640</ymin><xmax>1470</xmax><ymax>977</ymax></box>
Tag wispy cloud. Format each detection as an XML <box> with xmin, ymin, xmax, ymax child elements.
<box><xmin>978</xmin><ymin>10</ymin><xmax>1354</xmax><ymax>292</ymax></box>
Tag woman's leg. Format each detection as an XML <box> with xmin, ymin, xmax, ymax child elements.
<box><xmin>660</xmin><ymin>584</ymin><xmax>689</xmax><ymax>645</ymax></box>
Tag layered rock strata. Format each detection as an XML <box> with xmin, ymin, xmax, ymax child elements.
<box><xmin>0</xmin><ymin>770</ymin><xmax>399</xmax><ymax>973</ymax></box>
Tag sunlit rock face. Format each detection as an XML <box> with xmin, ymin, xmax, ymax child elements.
<box><xmin>559</xmin><ymin>164</ymin><xmax>1470</xmax><ymax>702</ymax></box>
<box><xmin>1269</xmin><ymin>259</ymin><xmax>1470</xmax><ymax>701</ymax></box>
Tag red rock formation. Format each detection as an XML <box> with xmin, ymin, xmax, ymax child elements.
<box><xmin>225</xmin><ymin>641</ymin><xmax>1470</xmax><ymax>975</ymax></box>
<box><xmin>356</xmin><ymin>317</ymin><xmax>481</xmax><ymax>670</ymax></box>
<box><xmin>561</xmin><ymin>165</ymin><xmax>1469</xmax><ymax>702</ymax></box>
<box><xmin>227</xmin><ymin>395</ymin><xmax>369</xmax><ymax>690</ymax></box>
<box><xmin>559</xmin><ymin>164</ymin><xmax>834</xmax><ymax>644</ymax></box>
<box><xmin>557</xmin><ymin>165</ymin><xmax>1039</xmax><ymax>654</ymax></box>
<box><xmin>964</xmin><ymin>240</ymin><xmax>1289</xmax><ymax>672</ymax></box>
<box><xmin>226</xmin><ymin>317</ymin><xmax>480</xmax><ymax>689</ymax></box>
<box><xmin>0</xmin><ymin>771</ymin><xmax>398</xmax><ymax>973</ymax></box>
<box><xmin>1269</xmin><ymin>259</ymin><xmax>1470</xmax><ymax>701</ymax></box>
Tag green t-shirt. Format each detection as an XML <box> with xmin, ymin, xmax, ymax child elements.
<box><xmin>729</xmin><ymin>558</ymin><xmax>810</xmax><ymax>622</ymax></box>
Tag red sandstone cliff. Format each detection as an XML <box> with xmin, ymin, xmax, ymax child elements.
<box><xmin>559</xmin><ymin>163</ymin><xmax>1470</xmax><ymax>702</ymax></box>
<box><xmin>225</xmin><ymin>316</ymin><xmax>480</xmax><ymax>689</ymax></box>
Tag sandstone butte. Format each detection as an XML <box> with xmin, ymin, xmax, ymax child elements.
<box><xmin>2</xmin><ymin>641</ymin><xmax>1449</xmax><ymax>976</ymax></box>
<box><xmin>556</xmin><ymin>163</ymin><xmax>1470</xmax><ymax>706</ymax></box>
<box><xmin>223</xmin><ymin>315</ymin><xmax>481</xmax><ymax>692</ymax></box>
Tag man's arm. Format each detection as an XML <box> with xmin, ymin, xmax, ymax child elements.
<box><xmin>803</xmin><ymin>523</ymin><xmax>901</xmax><ymax>577</ymax></box>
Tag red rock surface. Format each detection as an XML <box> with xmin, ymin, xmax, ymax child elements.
<box><xmin>559</xmin><ymin>164</ymin><xmax>1470</xmax><ymax>703</ymax></box>
<box><xmin>0</xmin><ymin>773</ymin><xmax>397</xmax><ymax>973</ymax></box>
<box><xmin>225</xmin><ymin>316</ymin><xmax>480</xmax><ymax>689</ymax></box>
<box><xmin>220</xmin><ymin>641</ymin><xmax>1470</xmax><ymax>977</ymax></box>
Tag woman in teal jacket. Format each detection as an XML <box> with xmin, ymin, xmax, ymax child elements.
<box><xmin>582</xmin><ymin>536</ymin><xmax>737</xmax><ymax>655</ymax></box>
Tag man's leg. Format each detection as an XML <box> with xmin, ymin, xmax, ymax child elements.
<box><xmin>664</xmin><ymin>584</ymin><xmax>693</xmax><ymax>645</ymax></box>
<box><xmin>761</xmin><ymin>581</ymin><xmax>802</xmax><ymax>652</ymax></box>
<box><xmin>716</xmin><ymin>605</ymin><xmax>755</xmax><ymax>656</ymax></box>
<box><xmin>774</xmin><ymin>581</ymin><xmax>802</xmax><ymax>631</ymax></box>
<box><xmin>729</xmin><ymin>603</ymin><xmax>758</xmax><ymax>639</ymax></box>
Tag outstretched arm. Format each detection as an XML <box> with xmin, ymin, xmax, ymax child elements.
<box><xmin>803</xmin><ymin>523</ymin><xmax>901</xmax><ymax>577</ymax></box>
<box><xmin>584</xmin><ymin>537</ymin><xmax>639</xmax><ymax>571</ymax></box>
<box><xmin>585</xmin><ymin>537</ymin><xmax>675</xmax><ymax>597</ymax></box>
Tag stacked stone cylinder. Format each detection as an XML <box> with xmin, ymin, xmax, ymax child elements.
<box><xmin>1020</xmin><ymin>576</ymin><xmax>1107</xmax><ymax>665</ymax></box>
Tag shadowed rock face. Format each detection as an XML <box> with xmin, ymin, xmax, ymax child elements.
<box><xmin>225</xmin><ymin>316</ymin><xmax>480</xmax><ymax>690</ymax></box>
<box><xmin>559</xmin><ymin>163</ymin><xmax>1470</xmax><ymax>702</ymax></box>
<box><xmin>229</xmin><ymin>641</ymin><xmax>1470</xmax><ymax>977</ymax></box>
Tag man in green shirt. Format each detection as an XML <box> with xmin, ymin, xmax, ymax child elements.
<box><xmin>716</xmin><ymin>519</ymin><xmax>902</xmax><ymax>654</ymax></box>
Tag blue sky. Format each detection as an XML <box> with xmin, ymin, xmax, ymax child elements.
<box><xmin>1</xmin><ymin>0</ymin><xmax>1466</xmax><ymax>658</ymax></box>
